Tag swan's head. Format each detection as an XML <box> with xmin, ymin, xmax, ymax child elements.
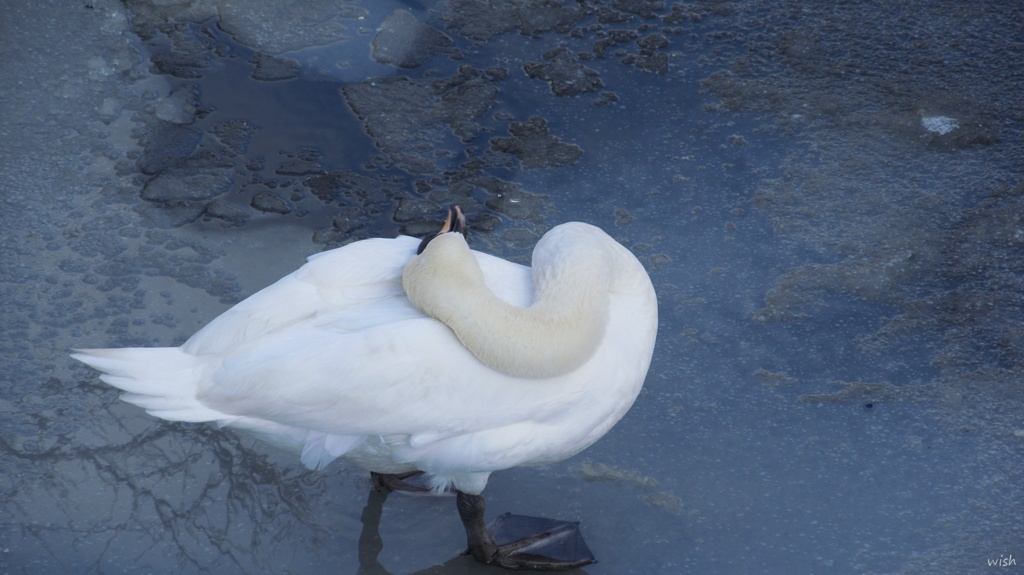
<box><xmin>404</xmin><ymin>210</ymin><xmax>625</xmax><ymax>379</ymax></box>
<box><xmin>403</xmin><ymin>206</ymin><xmax>483</xmax><ymax>322</ymax></box>
<box><xmin>417</xmin><ymin>204</ymin><xmax>467</xmax><ymax>255</ymax></box>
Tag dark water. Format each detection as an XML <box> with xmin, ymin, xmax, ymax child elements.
<box><xmin>2</xmin><ymin>1</ymin><xmax>1022</xmax><ymax>574</ymax></box>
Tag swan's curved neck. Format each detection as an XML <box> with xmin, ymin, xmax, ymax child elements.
<box><xmin>402</xmin><ymin>230</ymin><xmax>612</xmax><ymax>379</ymax></box>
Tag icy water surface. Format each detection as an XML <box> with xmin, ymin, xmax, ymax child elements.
<box><xmin>2</xmin><ymin>1</ymin><xmax>1023</xmax><ymax>574</ymax></box>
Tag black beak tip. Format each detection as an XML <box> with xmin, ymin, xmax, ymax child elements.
<box><xmin>417</xmin><ymin>204</ymin><xmax>467</xmax><ymax>255</ymax></box>
<box><xmin>450</xmin><ymin>204</ymin><xmax>467</xmax><ymax>236</ymax></box>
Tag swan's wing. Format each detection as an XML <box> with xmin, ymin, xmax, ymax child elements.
<box><xmin>195</xmin><ymin>255</ymin><xmax>543</xmax><ymax>440</ymax></box>
<box><xmin>199</xmin><ymin>317</ymin><xmax>566</xmax><ymax>439</ymax></box>
<box><xmin>182</xmin><ymin>237</ymin><xmax>418</xmax><ymax>355</ymax></box>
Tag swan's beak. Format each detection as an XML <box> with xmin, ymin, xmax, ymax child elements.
<box><xmin>417</xmin><ymin>205</ymin><xmax>467</xmax><ymax>254</ymax></box>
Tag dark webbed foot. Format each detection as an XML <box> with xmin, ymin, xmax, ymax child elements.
<box><xmin>371</xmin><ymin>471</ymin><xmax>453</xmax><ymax>495</ymax></box>
<box><xmin>457</xmin><ymin>491</ymin><xmax>596</xmax><ymax>570</ymax></box>
<box><xmin>372</xmin><ymin>471</ymin><xmax>429</xmax><ymax>493</ymax></box>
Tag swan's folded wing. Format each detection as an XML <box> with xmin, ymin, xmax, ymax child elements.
<box><xmin>182</xmin><ymin>237</ymin><xmax>417</xmax><ymax>355</ymax></box>
<box><xmin>189</xmin><ymin>239</ymin><xmax>541</xmax><ymax>438</ymax></box>
<box><xmin>195</xmin><ymin>314</ymin><xmax>565</xmax><ymax>441</ymax></box>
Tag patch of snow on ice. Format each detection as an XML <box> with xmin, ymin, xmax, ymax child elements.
<box><xmin>921</xmin><ymin>115</ymin><xmax>959</xmax><ymax>135</ymax></box>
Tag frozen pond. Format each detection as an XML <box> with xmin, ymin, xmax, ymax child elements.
<box><xmin>2</xmin><ymin>1</ymin><xmax>1022</xmax><ymax>574</ymax></box>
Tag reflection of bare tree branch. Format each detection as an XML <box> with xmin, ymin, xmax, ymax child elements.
<box><xmin>6</xmin><ymin>383</ymin><xmax>591</xmax><ymax>574</ymax></box>
<box><xmin>2</xmin><ymin>387</ymin><xmax>347</xmax><ymax>574</ymax></box>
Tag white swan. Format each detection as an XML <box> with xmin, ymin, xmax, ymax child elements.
<box><xmin>72</xmin><ymin>205</ymin><xmax>658</xmax><ymax>569</ymax></box>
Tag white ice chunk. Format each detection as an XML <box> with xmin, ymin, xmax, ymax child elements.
<box><xmin>921</xmin><ymin>115</ymin><xmax>959</xmax><ymax>135</ymax></box>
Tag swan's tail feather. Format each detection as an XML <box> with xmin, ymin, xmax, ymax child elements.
<box><xmin>71</xmin><ymin>348</ymin><xmax>364</xmax><ymax>467</ymax></box>
<box><xmin>71</xmin><ymin>347</ymin><xmax>230</xmax><ymax>423</ymax></box>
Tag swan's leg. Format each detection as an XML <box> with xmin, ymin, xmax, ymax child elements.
<box><xmin>456</xmin><ymin>491</ymin><xmax>596</xmax><ymax>570</ymax></box>
<box><xmin>357</xmin><ymin>485</ymin><xmax>387</xmax><ymax>570</ymax></box>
